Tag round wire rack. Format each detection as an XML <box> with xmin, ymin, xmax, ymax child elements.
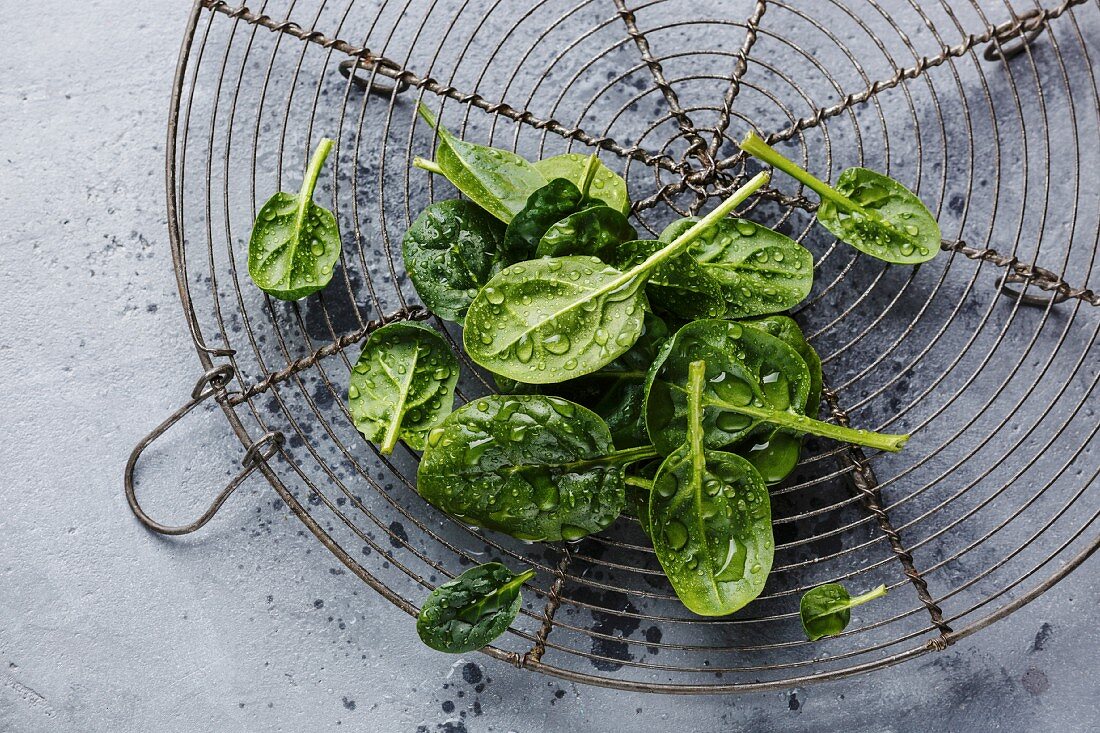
<box><xmin>127</xmin><ymin>0</ymin><xmax>1100</xmax><ymax>693</ymax></box>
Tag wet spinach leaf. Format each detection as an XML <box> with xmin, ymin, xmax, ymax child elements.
<box><xmin>612</xmin><ymin>239</ymin><xmax>727</xmax><ymax>320</ymax></box>
<box><xmin>740</xmin><ymin>132</ymin><xmax>940</xmax><ymax>264</ymax></box>
<box><xmin>248</xmin><ymin>138</ymin><xmax>341</xmax><ymax>301</ymax></box>
<box><xmin>645</xmin><ymin>319</ymin><xmax>908</xmax><ymax>455</ymax></box>
<box><xmin>462</xmin><ymin>172</ymin><xmax>770</xmax><ymax>384</ymax></box>
<box><xmin>650</xmin><ymin>360</ymin><xmax>773</xmax><ymax>616</ymax></box>
<box><xmin>534</xmin><ymin>152</ymin><xmax>630</xmax><ymax>215</ymax></box>
<box><xmin>417</xmin><ymin>562</ymin><xmax>535</xmax><ymax>653</ymax></box>
<box><xmin>348</xmin><ymin>322</ymin><xmax>459</xmax><ymax>453</ymax></box>
<box><xmin>659</xmin><ymin>216</ymin><xmax>813</xmax><ymax>318</ymax></box>
<box><xmin>734</xmin><ymin>316</ymin><xmax>823</xmax><ymax>483</ymax></box>
<box><xmin>536</xmin><ymin>205</ymin><xmax>637</xmax><ymax>259</ymax></box>
<box><xmin>800</xmin><ymin>583</ymin><xmax>887</xmax><ymax>641</ymax></box>
<box><xmin>502</xmin><ymin>178</ymin><xmax>587</xmax><ymax>263</ymax></box>
<box><xmin>415</xmin><ymin>104</ymin><xmax>546</xmax><ymax>223</ymax></box>
<box><xmin>418</xmin><ymin>395</ymin><xmax>656</xmax><ymax>541</ymax></box>
<box><xmin>402</xmin><ymin>200</ymin><xmax>506</xmax><ymax>323</ymax></box>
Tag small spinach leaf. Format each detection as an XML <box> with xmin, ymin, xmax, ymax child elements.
<box><xmin>463</xmin><ymin>172</ymin><xmax>771</xmax><ymax>383</ymax></box>
<box><xmin>418</xmin><ymin>395</ymin><xmax>656</xmax><ymax>541</ymax></box>
<box><xmin>416</xmin><ymin>562</ymin><xmax>535</xmax><ymax>653</ymax></box>
<box><xmin>800</xmin><ymin>583</ymin><xmax>887</xmax><ymax>641</ymax></box>
<box><xmin>660</xmin><ymin>217</ymin><xmax>813</xmax><ymax>318</ymax></box>
<box><xmin>740</xmin><ymin>132</ymin><xmax>940</xmax><ymax>264</ymax></box>
<box><xmin>402</xmin><ymin>200</ymin><xmax>506</xmax><ymax>323</ymax></box>
<box><xmin>534</xmin><ymin>153</ymin><xmax>630</xmax><ymax>215</ymax></box>
<box><xmin>348</xmin><ymin>322</ymin><xmax>459</xmax><ymax>453</ymax></box>
<box><xmin>650</xmin><ymin>360</ymin><xmax>773</xmax><ymax>616</ymax></box>
<box><xmin>645</xmin><ymin>319</ymin><xmax>908</xmax><ymax>454</ymax></box>
<box><xmin>415</xmin><ymin>104</ymin><xmax>546</xmax><ymax>223</ymax></box>
<box><xmin>502</xmin><ymin>178</ymin><xmax>586</xmax><ymax>263</ymax></box>
<box><xmin>248</xmin><ymin>138</ymin><xmax>341</xmax><ymax>301</ymax></box>
<box><xmin>536</xmin><ymin>205</ymin><xmax>637</xmax><ymax>259</ymax></box>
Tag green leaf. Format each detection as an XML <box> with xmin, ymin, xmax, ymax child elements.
<box><xmin>650</xmin><ymin>361</ymin><xmax>773</xmax><ymax>616</ymax></box>
<box><xmin>659</xmin><ymin>217</ymin><xmax>813</xmax><ymax>318</ymax></box>
<box><xmin>534</xmin><ymin>153</ymin><xmax>630</xmax><ymax>215</ymax></box>
<box><xmin>415</xmin><ymin>105</ymin><xmax>547</xmax><ymax>223</ymax></box>
<box><xmin>416</xmin><ymin>562</ymin><xmax>535</xmax><ymax>653</ymax></box>
<box><xmin>462</xmin><ymin>172</ymin><xmax>771</xmax><ymax>384</ymax></box>
<box><xmin>536</xmin><ymin>205</ymin><xmax>637</xmax><ymax>259</ymax></box>
<box><xmin>248</xmin><ymin>138</ymin><xmax>341</xmax><ymax>300</ymax></box>
<box><xmin>502</xmin><ymin>178</ymin><xmax>586</xmax><ymax>263</ymax></box>
<box><xmin>612</xmin><ymin>239</ymin><xmax>727</xmax><ymax>320</ymax></box>
<box><xmin>348</xmin><ymin>322</ymin><xmax>459</xmax><ymax>453</ymax></box>
<box><xmin>735</xmin><ymin>316</ymin><xmax>823</xmax><ymax>483</ymax></box>
<box><xmin>740</xmin><ymin>132</ymin><xmax>940</xmax><ymax>264</ymax></box>
<box><xmin>800</xmin><ymin>583</ymin><xmax>887</xmax><ymax>641</ymax></box>
<box><xmin>418</xmin><ymin>395</ymin><xmax>655</xmax><ymax>541</ymax></box>
<box><xmin>402</xmin><ymin>200</ymin><xmax>506</xmax><ymax>323</ymax></box>
<box><xmin>645</xmin><ymin>319</ymin><xmax>908</xmax><ymax>454</ymax></box>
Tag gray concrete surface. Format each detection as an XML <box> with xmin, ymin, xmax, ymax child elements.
<box><xmin>2</xmin><ymin>1</ymin><xmax>1098</xmax><ymax>731</ymax></box>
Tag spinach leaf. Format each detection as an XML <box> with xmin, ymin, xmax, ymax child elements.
<box><xmin>348</xmin><ymin>322</ymin><xmax>459</xmax><ymax>453</ymax></box>
<box><xmin>534</xmin><ymin>153</ymin><xmax>630</xmax><ymax>215</ymax></box>
<box><xmin>415</xmin><ymin>104</ymin><xmax>547</xmax><ymax>223</ymax></box>
<box><xmin>536</xmin><ymin>205</ymin><xmax>637</xmax><ymax>259</ymax></box>
<box><xmin>502</xmin><ymin>178</ymin><xmax>586</xmax><ymax>263</ymax></box>
<box><xmin>612</xmin><ymin>239</ymin><xmax>726</xmax><ymax>320</ymax></box>
<box><xmin>248</xmin><ymin>138</ymin><xmax>342</xmax><ymax>301</ymax></box>
<box><xmin>402</xmin><ymin>200</ymin><xmax>506</xmax><ymax>323</ymax></box>
<box><xmin>659</xmin><ymin>217</ymin><xmax>813</xmax><ymax>318</ymax></box>
<box><xmin>735</xmin><ymin>316</ymin><xmax>823</xmax><ymax>483</ymax></box>
<box><xmin>416</xmin><ymin>562</ymin><xmax>535</xmax><ymax>653</ymax></box>
<box><xmin>418</xmin><ymin>395</ymin><xmax>656</xmax><ymax>541</ymax></box>
<box><xmin>740</xmin><ymin>132</ymin><xmax>940</xmax><ymax>264</ymax></box>
<box><xmin>800</xmin><ymin>583</ymin><xmax>887</xmax><ymax>641</ymax></box>
<box><xmin>650</xmin><ymin>360</ymin><xmax>773</xmax><ymax>616</ymax></box>
<box><xmin>462</xmin><ymin>171</ymin><xmax>771</xmax><ymax>384</ymax></box>
<box><xmin>645</xmin><ymin>319</ymin><xmax>908</xmax><ymax>454</ymax></box>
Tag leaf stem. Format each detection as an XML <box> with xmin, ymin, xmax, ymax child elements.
<box><xmin>625</xmin><ymin>476</ymin><xmax>654</xmax><ymax>490</ymax></box>
<box><xmin>579</xmin><ymin>153</ymin><xmax>600</xmax><ymax>198</ymax></box>
<box><xmin>604</xmin><ymin>444</ymin><xmax>660</xmax><ymax>466</ymax></box>
<box><xmin>456</xmin><ymin>568</ymin><xmax>535</xmax><ymax>624</ymax></box>
<box><xmin>380</xmin><ymin>416</ymin><xmax>402</xmax><ymax>455</ymax></box>
<box><xmin>711</xmin><ymin>398</ymin><xmax>909</xmax><ymax>452</ymax></box>
<box><xmin>846</xmin><ymin>584</ymin><xmax>887</xmax><ymax>608</ymax></box>
<box><xmin>414</xmin><ymin>157</ymin><xmax>445</xmax><ymax>175</ymax></box>
<box><xmin>687</xmin><ymin>360</ymin><xmax>706</xmax><ymax>476</ymax></box>
<box><xmin>739</xmin><ymin>132</ymin><xmax>860</xmax><ymax>213</ymax></box>
<box><xmin>635</xmin><ymin>170</ymin><xmax>770</xmax><ymax>277</ymax></box>
<box><xmin>296</xmin><ymin>137</ymin><xmax>334</xmax><ymax>229</ymax></box>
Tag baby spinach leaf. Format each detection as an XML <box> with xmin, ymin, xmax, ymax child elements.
<box><xmin>659</xmin><ymin>217</ymin><xmax>813</xmax><ymax>318</ymax></box>
<box><xmin>645</xmin><ymin>319</ymin><xmax>908</xmax><ymax>454</ymax></box>
<box><xmin>502</xmin><ymin>178</ymin><xmax>586</xmax><ymax>263</ymax></box>
<box><xmin>462</xmin><ymin>172</ymin><xmax>771</xmax><ymax>384</ymax></box>
<box><xmin>418</xmin><ymin>395</ymin><xmax>656</xmax><ymax>541</ymax></box>
<box><xmin>415</xmin><ymin>104</ymin><xmax>546</xmax><ymax>223</ymax></box>
<box><xmin>248</xmin><ymin>138</ymin><xmax>341</xmax><ymax>301</ymax></box>
<box><xmin>734</xmin><ymin>316</ymin><xmax>823</xmax><ymax>483</ymax></box>
<box><xmin>534</xmin><ymin>152</ymin><xmax>630</xmax><ymax>215</ymax></box>
<box><xmin>416</xmin><ymin>562</ymin><xmax>535</xmax><ymax>653</ymax></box>
<box><xmin>536</xmin><ymin>205</ymin><xmax>637</xmax><ymax>259</ymax></box>
<box><xmin>402</xmin><ymin>200</ymin><xmax>506</xmax><ymax>323</ymax></box>
<box><xmin>740</xmin><ymin>132</ymin><xmax>940</xmax><ymax>264</ymax></box>
<box><xmin>348</xmin><ymin>322</ymin><xmax>459</xmax><ymax>453</ymax></box>
<box><xmin>800</xmin><ymin>583</ymin><xmax>887</xmax><ymax>641</ymax></box>
<box><xmin>650</xmin><ymin>360</ymin><xmax>773</xmax><ymax>616</ymax></box>
<box><xmin>612</xmin><ymin>239</ymin><xmax>726</xmax><ymax>320</ymax></box>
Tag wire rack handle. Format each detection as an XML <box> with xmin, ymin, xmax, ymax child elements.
<box><xmin>124</xmin><ymin>364</ymin><xmax>284</xmax><ymax>535</ymax></box>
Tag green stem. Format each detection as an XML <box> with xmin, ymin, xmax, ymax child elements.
<box><xmin>624</xmin><ymin>476</ymin><xmax>655</xmax><ymax>490</ymax></box>
<box><xmin>711</xmin><ymin>398</ymin><xmax>909</xmax><ymax>452</ymax></box>
<box><xmin>456</xmin><ymin>569</ymin><xmax>535</xmax><ymax>623</ymax></box>
<box><xmin>413</xmin><ymin>157</ymin><xmax>444</xmax><ymax>175</ymax></box>
<box><xmin>379</xmin><ymin>415</ymin><xmax>402</xmax><ymax>455</ymax></box>
<box><xmin>739</xmin><ymin>132</ymin><xmax>860</xmax><ymax>213</ymax></box>
<box><xmin>634</xmin><ymin>170</ymin><xmax>770</xmax><ymax>278</ymax></box>
<box><xmin>846</xmin><ymin>584</ymin><xmax>887</xmax><ymax>609</ymax></box>
<box><xmin>604</xmin><ymin>444</ymin><xmax>660</xmax><ymax>466</ymax></box>
<box><xmin>579</xmin><ymin>153</ymin><xmax>600</xmax><ymax>198</ymax></box>
<box><xmin>296</xmin><ymin>138</ymin><xmax>334</xmax><ymax>228</ymax></box>
<box><xmin>686</xmin><ymin>360</ymin><xmax>707</xmax><ymax>477</ymax></box>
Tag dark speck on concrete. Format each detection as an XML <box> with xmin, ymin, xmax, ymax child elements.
<box><xmin>388</xmin><ymin>521</ymin><xmax>409</xmax><ymax>548</ymax></box>
<box><xmin>1021</xmin><ymin>667</ymin><xmax>1050</xmax><ymax>695</ymax></box>
<box><xmin>313</xmin><ymin>599</ymin><xmax>324</xmax><ymax>609</ymax></box>
<box><xmin>788</xmin><ymin>692</ymin><xmax>801</xmax><ymax>711</ymax></box>
<box><xmin>440</xmin><ymin>722</ymin><xmax>467</xmax><ymax>733</ymax></box>
<box><xmin>554</xmin><ymin>689</ymin><xmax>565</xmax><ymax>699</ymax></box>
<box><xmin>461</xmin><ymin>662</ymin><xmax>482</xmax><ymax>685</ymax></box>
<box><xmin>341</xmin><ymin>697</ymin><xmax>356</xmax><ymax>711</ymax></box>
<box><xmin>1032</xmin><ymin>622</ymin><xmax>1054</xmax><ymax>652</ymax></box>
<box><xmin>441</xmin><ymin>700</ymin><xmax>455</xmax><ymax>713</ymax></box>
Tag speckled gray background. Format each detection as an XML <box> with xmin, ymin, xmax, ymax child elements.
<box><xmin>2</xmin><ymin>1</ymin><xmax>1098</xmax><ymax>731</ymax></box>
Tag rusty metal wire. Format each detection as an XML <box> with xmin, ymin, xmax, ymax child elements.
<box><xmin>136</xmin><ymin>0</ymin><xmax>1100</xmax><ymax>693</ymax></box>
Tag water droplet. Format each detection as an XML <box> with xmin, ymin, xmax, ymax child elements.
<box><xmin>735</xmin><ymin>220</ymin><xmax>757</xmax><ymax>236</ymax></box>
<box><xmin>903</xmin><ymin>224</ymin><xmax>919</xmax><ymax>236</ymax></box>
<box><xmin>663</xmin><ymin>520</ymin><xmax>688</xmax><ymax>550</ymax></box>
<box><xmin>716</xmin><ymin>412</ymin><xmax>753</xmax><ymax>432</ymax></box>
<box><xmin>515</xmin><ymin>335</ymin><xmax>535</xmax><ymax>363</ymax></box>
<box><xmin>594</xmin><ymin>329</ymin><xmax>609</xmax><ymax>345</ymax></box>
<box><xmin>433</xmin><ymin>367</ymin><xmax>450</xmax><ymax>380</ymax></box>
<box><xmin>484</xmin><ymin>287</ymin><xmax>505</xmax><ymax>305</ymax></box>
<box><xmin>347</xmin><ymin>385</ymin><xmax>360</xmax><ymax>400</ymax></box>
<box><xmin>310</xmin><ymin>242</ymin><xmax>325</xmax><ymax>256</ymax></box>
<box><xmin>560</xmin><ymin>524</ymin><xmax>587</xmax><ymax>542</ymax></box>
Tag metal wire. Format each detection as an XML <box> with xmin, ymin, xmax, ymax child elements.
<box><xmin>142</xmin><ymin>0</ymin><xmax>1100</xmax><ymax>693</ymax></box>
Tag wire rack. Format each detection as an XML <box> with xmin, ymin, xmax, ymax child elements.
<box><xmin>125</xmin><ymin>0</ymin><xmax>1100</xmax><ymax>693</ymax></box>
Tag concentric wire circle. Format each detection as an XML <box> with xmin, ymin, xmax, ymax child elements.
<box><xmin>164</xmin><ymin>0</ymin><xmax>1099</xmax><ymax>692</ymax></box>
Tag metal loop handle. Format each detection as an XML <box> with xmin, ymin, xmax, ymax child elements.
<box><xmin>124</xmin><ymin>365</ymin><xmax>285</xmax><ymax>536</ymax></box>
<box><xmin>984</xmin><ymin>9</ymin><xmax>1045</xmax><ymax>62</ymax></box>
<box><xmin>339</xmin><ymin>57</ymin><xmax>410</xmax><ymax>96</ymax></box>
